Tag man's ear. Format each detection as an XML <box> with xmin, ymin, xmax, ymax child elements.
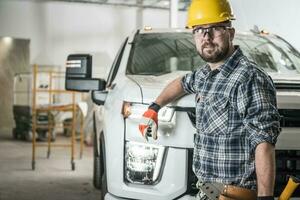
<box><xmin>229</xmin><ymin>28</ymin><xmax>235</xmax><ymax>42</ymax></box>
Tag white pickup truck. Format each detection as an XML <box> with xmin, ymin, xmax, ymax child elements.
<box><xmin>65</xmin><ymin>28</ymin><xmax>300</xmax><ymax>200</ymax></box>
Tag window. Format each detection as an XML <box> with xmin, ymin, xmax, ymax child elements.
<box><xmin>126</xmin><ymin>33</ymin><xmax>205</xmax><ymax>75</ymax></box>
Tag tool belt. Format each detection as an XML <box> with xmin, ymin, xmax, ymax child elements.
<box><xmin>197</xmin><ymin>181</ymin><xmax>257</xmax><ymax>200</ymax></box>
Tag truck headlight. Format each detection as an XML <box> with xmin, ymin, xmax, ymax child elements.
<box><xmin>125</xmin><ymin>141</ymin><xmax>166</xmax><ymax>185</ymax></box>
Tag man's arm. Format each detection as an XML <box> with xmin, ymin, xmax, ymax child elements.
<box><xmin>138</xmin><ymin>76</ymin><xmax>187</xmax><ymax>140</ymax></box>
<box><xmin>255</xmin><ymin>142</ymin><xmax>276</xmax><ymax>197</ymax></box>
<box><xmin>154</xmin><ymin>76</ymin><xmax>186</xmax><ymax>107</ymax></box>
<box><xmin>235</xmin><ymin>70</ymin><xmax>280</xmax><ymax>199</ymax></box>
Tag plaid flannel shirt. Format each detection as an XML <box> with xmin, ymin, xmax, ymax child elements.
<box><xmin>181</xmin><ymin>47</ymin><xmax>280</xmax><ymax>189</ymax></box>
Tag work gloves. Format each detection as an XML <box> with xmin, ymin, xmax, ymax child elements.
<box><xmin>139</xmin><ymin>102</ymin><xmax>161</xmax><ymax>141</ymax></box>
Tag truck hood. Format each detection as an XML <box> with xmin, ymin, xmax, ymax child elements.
<box><xmin>126</xmin><ymin>71</ymin><xmax>195</xmax><ymax>107</ymax></box>
<box><xmin>269</xmin><ymin>72</ymin><xmax>300</xmax><ymax>84</ymax></box>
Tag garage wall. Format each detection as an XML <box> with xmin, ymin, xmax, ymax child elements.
<box><xmin>0</xmin><ymin>0</ymin><xmax>299</xmax><ymax>71</ymax></box>
<box><xmin>231</xmin><ymin>0</ymin><xmax>300</xmax><ymax>53</ymax></box>
<box><xmin>0</xmin><ymin>0</ymin><xmax>299</xmax><ymax>132</ymax></box>
<box><xmin>0</xmin><ymin>38</ymin><xmax>30</xmax><ymax>133</ymax></box>
<box><xmin>0</xmin><ymin>0</ymin><xmax>187</xmax><ymax>77</ymax></box>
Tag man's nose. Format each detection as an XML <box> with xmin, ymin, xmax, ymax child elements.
<box><xmin>202</xmin><ymin>30</ymin><xmax>213</xmax><ymax>40</ymax></box>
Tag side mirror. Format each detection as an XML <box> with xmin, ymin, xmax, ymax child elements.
<box><xmin>65</xmin><ymin>54</ymin><xmax>106</xmax><ymax>92</ymax></box>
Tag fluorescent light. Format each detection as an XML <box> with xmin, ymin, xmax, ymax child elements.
<box><xmin>2</xmin><ymin>37</ymin><xmax>13</xmax><ymax>45</ymax></box>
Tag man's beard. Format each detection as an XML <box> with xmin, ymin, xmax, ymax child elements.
<box><xmin>199</xmin><ymin>42</ymin><xmax>230</xmax><ymax>63</ymax></box>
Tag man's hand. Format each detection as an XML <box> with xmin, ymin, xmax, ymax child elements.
<box><xmin>139</xmin><ymin>102</ymin><xmax>161</xmax><ymax>141</ymax></box>
<box><xmin>139</xmin><ymin>109</ymin><xmax>158</xmax><ymax>141</ymax></box>
<box><xmin>137</xmin><ymin>77</ymin><xmax>185</xmax><ymax>141</ymax></box>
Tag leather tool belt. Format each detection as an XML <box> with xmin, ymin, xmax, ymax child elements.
<box><xmin>196</xmin><ymin>181</ymin><xmax>257</xmax><ymax>200</ymax></box>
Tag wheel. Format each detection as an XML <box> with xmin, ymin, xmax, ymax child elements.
<box><xmin>94</xmin><ymin>154</ymin><xmax>102</xmax><ymax>189</ymax></box>
<box><xmin>101</xmin><ymin>166</ymin><xmax>107</xmax><ymax>200</ymax></box>
<box><xmin>100</xmin><ymin>133</ymin><xmax>107</xmax><ymax>200</ymax></box>
<box><xmin>101</xmin><ymin>170</ymin><xmax>107</xmax><ymax>200</ymax></box>
<box><xmin>93</xmin><ymin>130</ymin><xmax>102</xmax><ymax>189</ymax></box>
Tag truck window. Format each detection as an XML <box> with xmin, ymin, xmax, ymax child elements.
<box><xmin>126</xmin><ymin>32</ymin><xmax>205</xmax><ymax>75</ymax></box>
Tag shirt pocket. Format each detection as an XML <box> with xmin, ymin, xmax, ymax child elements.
<box><xmin>201</xmin><ymin>94</ymin><xmax>229</xmax><ymax>135</ymax></box>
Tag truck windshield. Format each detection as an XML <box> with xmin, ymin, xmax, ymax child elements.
<box><xmin>126</xmin><ymin>32</ymin><xmax>300</xmax><ymax>75</ymax></box>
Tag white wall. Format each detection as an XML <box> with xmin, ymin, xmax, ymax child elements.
<box><xmin>0</xmin><ymin>0</ymin><xmax>187</xmax><ymax>78</ymax></box>
<box><xmin>0</xmin><ymin>0</ymin><xmax>300</xmax><ymax>76</ymax></box>
<box><xmin>231</xmin><ymin>0</ymin><xmax>300</xmax><ymax>52</ymax></box>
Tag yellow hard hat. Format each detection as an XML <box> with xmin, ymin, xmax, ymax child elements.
<box><xmin>186</xmin><ymin>0</ymin><xmax>235</xmax><ymax>29</ymax></box>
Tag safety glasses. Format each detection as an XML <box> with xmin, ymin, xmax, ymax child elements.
<box><xmin>193</xmin><ymin>25</ymin><xmax>232</xmax><ymax>38</ymax></box>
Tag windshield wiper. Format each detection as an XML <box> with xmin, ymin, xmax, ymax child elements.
<box><xmin>135</xmin><ymin>71</ymin><xmax>171</xmax><ymax>76</ymax></box>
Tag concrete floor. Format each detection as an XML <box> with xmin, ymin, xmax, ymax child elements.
<box><xmin>0</xmin><ymin>131</ymin><xmax>101</xmax><ymax>200</ymax></box>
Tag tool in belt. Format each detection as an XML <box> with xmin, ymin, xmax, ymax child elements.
<box><xmin>196</xmin><ymin>181</ymin><xmax>257</xmax><ymax>200</ymax></box>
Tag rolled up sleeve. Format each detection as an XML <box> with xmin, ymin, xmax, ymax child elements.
<box><xmin>237</xmin><ymin>71</ymin><xmax>281</xmax><ymax>153</ymax></box>
<box><xmin>181</xmin><ymin>71</ymin><xmax>197</xmax><ymax>94</ymax></box>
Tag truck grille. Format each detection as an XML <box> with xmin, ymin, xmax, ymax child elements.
<box><xmin>279</xmin><ymin>109</ymin><xmax>300</xmax><ymax>127</ymax></box>
<box><xmin>275</xmin><ymin>150</ymin><xmax>300</xmax><ymax>197</ymax></box>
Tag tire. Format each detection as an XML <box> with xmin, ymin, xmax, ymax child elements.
<box><xmin>93</xmin><ymin>130</ymin><xmax>102</xmax><ymax>189</ymax></box>
<box><xmin>92</xmin><ymin>113</ymin><xmax>107</xmax><ymax>198</ymax></box>
<box><xmin>100</xmin><ymin>133</ymin><xmax>107</xmax><ymax>200</ymax></box>
<box><xmin>101</xmin><ymin>168</ymin><xmax>107</xmax><ymax>200</ymax></box>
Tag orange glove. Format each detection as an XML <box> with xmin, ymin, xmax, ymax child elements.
<box><xmin>139</xmin><ymin>108</ymin><xmax>158</xmax><ymax>141</ymax></box>
<box><xmin>139</xmin><ymin>102</ymin><xmax>161</xmax><ymax>141</ymax></box>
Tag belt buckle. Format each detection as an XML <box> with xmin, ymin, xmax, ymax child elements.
<box><xmin>196</xmin><ymin>181</ymin><xmax>225</xmax><ymax>200</ymax></box>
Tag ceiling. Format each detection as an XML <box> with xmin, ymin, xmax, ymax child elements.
<box><xmin>52</xmin><ymin>0</ymin><xmax>191</xmax><ymax>11</ymax></box>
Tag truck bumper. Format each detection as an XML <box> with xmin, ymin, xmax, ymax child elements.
<box><xmin>105</xmin><ymin>193</ymin><xmax>199</xmax><ymax>200</ymax></box>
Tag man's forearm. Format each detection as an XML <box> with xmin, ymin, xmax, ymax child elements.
<box><xmin>155</xmin><ymin>77</ymin><xmax>186</xmax><ymax>107</ymax></box>
<box><xmin>255</xmin><ymin>142</ymin><xmax>276</xmax><ymax>196</ymax></box>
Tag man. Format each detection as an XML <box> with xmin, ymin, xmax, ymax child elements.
<box><xmin>139</xmin><ymin>0</ymin><xmax>280</xmax><ymax>200</ymax></box>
